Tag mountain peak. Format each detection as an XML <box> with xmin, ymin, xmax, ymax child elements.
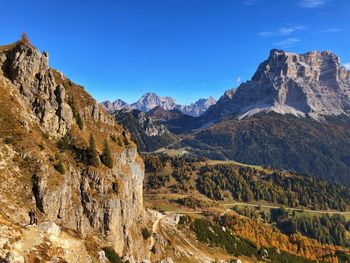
<box><xmin>204</xmin><ymin>49</ymin><xmax>350</xmax><ymax>121</ymax></box>
<box><xmin>102</xmin><ymin>93</ymin><xmax>217</xmax><ymax>116</ymax></box>
<box><xmin>131</xmin><ymin>92</ymin><xmax>177</xmax><ymax>112</ymax></box>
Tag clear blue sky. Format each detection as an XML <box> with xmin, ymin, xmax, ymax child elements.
<box><xmin>1</xmin><ymin>0</ymin><xmax>349</xmax><ymax>104</ymax></box>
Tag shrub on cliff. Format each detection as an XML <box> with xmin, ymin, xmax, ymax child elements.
<box><xmin>87</xmin><ymin>134</ymin><xmax>99</xmax><ymax>167</ymax></box>
<box><xmin>21</xmin><ymin>32</ymin><xmax>30</xmax><ymax>45</ymax></box>
<box><xmin>102</xmin><ymin>247</ymin><xmax>122</xmax><ymax>263</ymax></box>
<box><xmin>54</xmin><ymin>161</ymin><xmax>65</xmax><ymax>174</ymax></box>
<box><xmin>141</xmin><ymin>227</ymin><xmax>151</xmax><ymax>240</ymax></box>
<box><xmin>67</xmin><ymin>97</ymin><xmax>84</xmax><ymax>130</ymax></box>
<box><xmin>101</xmin><ymin>140</ymin><xmax>113</xmax><ymax>168</ymax></box>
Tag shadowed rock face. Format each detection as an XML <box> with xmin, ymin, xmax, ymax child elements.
<box><xmin>203</xmin><ymin>49</ymin><xmax>350</xmax><ymax>121</ymax></box>
<box><xmin>0</xmin><ymin>41</ymin><xmax>148</xmax><ymax>261</ymax></box>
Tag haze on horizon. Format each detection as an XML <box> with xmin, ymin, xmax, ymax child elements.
<box><xmin>1</xmin><ymin>0</ymin><xmax>349</xmax><ymax>105</ymax></box>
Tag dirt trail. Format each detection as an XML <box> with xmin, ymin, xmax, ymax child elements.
<box><xmin>0</xmin><ymin>218</ymin><xmax>89</xmax><ymax>262</ymax></box>
<box><xmin>148</xmin><ymin>212</ymin><xmax>166</xmax><ymax>260</ymax></box>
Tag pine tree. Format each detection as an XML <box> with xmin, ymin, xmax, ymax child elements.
<box><xmin>101</xmin><ymin>140</ymin><xmax>113</xmax><ymax>168</ymax></box>
<box><xmin>54</xmin><ymin>161</ymin><xmax>65</xmax><ymax>174</ymax></box>
<box><xmin>67</xmin><ymin>97</ymin><xmax>84</xmax><ymax>130</ymax></box>
<box><xmin>21</xmin><ymin>32</ymin><xmax>30</xmax><ymax>44</ymax></box>
<box><xmin>87</xmin><ymin>134</ymin><xmax>99</xmax><ymax>167</ymax></box>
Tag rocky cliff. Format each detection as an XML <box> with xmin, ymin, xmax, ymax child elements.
<box><xmin>0</xmin><ymin>40</ymin><xmax>148</xmax><ymax>261</ymax></box>
<box><xmin>203</xmin><ymin>49</ymin><xmax>350</xmax><ymax>121</ymax></box>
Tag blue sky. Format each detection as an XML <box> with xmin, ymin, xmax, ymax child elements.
<box><xmin>1</xmin><ymin>0</ymin><xmax>349</xmax><ymax>104</ymax></box>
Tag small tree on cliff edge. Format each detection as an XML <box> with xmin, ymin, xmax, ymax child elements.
<box><xmin>21</xmin><ymin>32</ymin><xmax>30</xmax><ymax>45</ymax></box>
<box><xmin>101</xmin><ymin>140</ymin><xmax>113</xmax><ymax>168</ymax></box>
<box><xmin>87</xmin><ymin>134</ymin><xmax>99</xmax><ymax>167</ymax></box>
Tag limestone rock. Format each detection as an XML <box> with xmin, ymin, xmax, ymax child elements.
<box><xmin>176</xmin><ymin>97</ymin><xmax>216</xmax><ymax>117</ymax></box>
<box><xmin>98</xmin><ymin>250</ymin><xmax>106</xmax><ymax>263</ymax></box>
<box><xmin>101</xmin><ymin>99</ymin><xmax>131</xmax><ymax>113</ymax></box>
<box><xmin>5</xmin><ymin>251</ymin><xmax>24</xmax><ymax>263</ymax></box>
<box><xmin>158</xmin><ymin>258</ymin><xmax>174</xmax><ymax>263</ymax></box>
<box><xmin>131</xmin><ymin>93</ymin><xmax>177</xmax><ymax>112</ymax></box>
<box><xmin>0</xmin><ymin>43</ymin><xmax>73</xmax><ymax>137</ymax></box>
<box><xmin>0</xmin><ymin>237</ymin><xmax>8</xmax><ymax>249</ymax></box>
<box><xmin>38</xmin><ymin>222</ymin><xmax>61</xmax><ymax>237</ymax></box>
<box><xmin>0</xmin><ymin>41</ymin><xmax>148</xmax><ymax>261</ymax></box>
<box><xmin>203</xmin><ymin>49</ymin><xmax>350</xmax><ymax>121</ymax></box>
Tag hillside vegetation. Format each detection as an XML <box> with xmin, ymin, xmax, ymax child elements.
<box><xmin>143</xmin><ymin>154</ymin><xmax>350</xmax><ymax>212</ymax></box>
<box><xmin>182</xmin><ymin>113</ymin><xmax>350</xmax><ymax>186</ymax></box>
<box><xmin>143</xmin><ymin>154</ymin><xmax>350</xmax><ymax>254</ymax></box>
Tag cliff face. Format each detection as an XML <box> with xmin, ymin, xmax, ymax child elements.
<box><xmin>131</xmin><ymin>92</ymin><xmax>177</xmax><ymax>112</ymax></box>
<box><xmin>0</xmin><ymin>42</ymin><xmax>147</xmax><ymax>261</ymax></box>
<box><xmin>203</xmin><ymin>49</ymin><xmax>350</xmax><ymax>121</ymax></box>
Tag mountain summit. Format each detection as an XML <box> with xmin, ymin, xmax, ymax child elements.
<box><xmin>131</xmin><ymin>92</ymin><xmax>177</xmax><ymax>112</ymax></box>
<box><xmin>178</xmin><ymin>96</ymin><xmax>217</xmax><ymax>117</ymax></box>
<box><xmin>204</xmin><ymin>49</ymin><xmax>350</xmax><ymax>121</ymax></box>
<box><xmin>102</xmin><ymin>93</ymin><xmax>216</xmax><ymax>116</ymax></box>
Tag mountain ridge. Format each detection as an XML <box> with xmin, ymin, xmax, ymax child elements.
<box><xmin>201</xmin><ymin>49</ymin><xmax>350</xmax><ymax>123</ymax></box>
<box><xmin>101</xmin><ymin>92</ymin><xmax>217</xmax><ymax>117</ymax></box>
<box><xmin>0</xmin><ymin>40</ymin><xmax>149</xmax><ymax>261</ymax></box>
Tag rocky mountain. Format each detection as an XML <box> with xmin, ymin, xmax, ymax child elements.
<box><xmin>101</xmin><ymin>98</ymin><xmax>131</xmax><ymax>112</ymax></box>
<box><xmin>0</xmin><ymin>39</ymin><xmax>149</xmax><ymax>261</ymax></box>
<box><xmin>2</xmin><ymin>38</ymin><xmax>350</xmax><ymax>262</ymax></box>
<box><xmin>202</xmin><ymin>49</ymin><xmax>350</xmax><ymax>123</ymax></box>
<box><xmin>114</xmin><ymin>109</ymin><xmax>178</xmax><ymax>152</ymax></box>
<box><xmin>101</xmin><ymin>93</ymin><xmax>217</xmax><ymax>117</ymax></box>
<box><xmin>177</xmin><ymin>96</ymin><xmax>216</xmax><ymax>117</ymax></box>
<box><xmin>130</xmin><ymin>92</ymin><xmax>177</xmax><ymax>112</ymax></box>
<box><xmin>175</xmin><ymin>50</ymin><xmax>350</xmax><ymax>186</ymax></box>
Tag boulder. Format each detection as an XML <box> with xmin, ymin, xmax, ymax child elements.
<box><xmin>5</xmin><ymin>252</ymin><xmax>24</xmax><ymax>263</ymax></box>
<box><xmin>38</xmin><ymin>222</ymin><xmax>60</xmax><ymax>237</ymax></box>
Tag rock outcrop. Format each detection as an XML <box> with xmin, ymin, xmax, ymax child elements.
<box><xmin>203</xmin><ymin>49</ymin><xmax>350</xmax><ymax>121</ymax></box>
<box><xmin>0</xmin><ymin>41</ymin><xmax>148</xmax><ymax>261</ymax></box>
<box><xmin>0</xmin><ymin>43</ymin><xmax>73</xmax><ymax>137</ymax></box>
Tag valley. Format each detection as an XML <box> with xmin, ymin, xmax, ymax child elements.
<box><xmin>142</xmin><ymin>154</ymin><xmax>350</xmax><ymax>262</ymax></box>
<box><xmin>1</xmin><ymin>35</ymin><xmax>350</xmax><ymax>262</ymax></box>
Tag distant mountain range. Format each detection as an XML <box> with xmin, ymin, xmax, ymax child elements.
<box><xmin>114</xmin><ymin>49</ymin><xmax>350</xmax><ymax>186</ymax></box>
<box><xmin>101</xmin><ymin>92</ymin><xmax>216</xmax><ymax>117</ymax></box>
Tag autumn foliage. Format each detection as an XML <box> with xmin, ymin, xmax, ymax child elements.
<box><xmin>219</xmin><ymin>213</ymin><xmax>349</xmax><ymax>262</ymax></box>
<box><xmin>21</xmin><ymin>32</ymin><xmax>30</xmax><ymax>45</ymax></box>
